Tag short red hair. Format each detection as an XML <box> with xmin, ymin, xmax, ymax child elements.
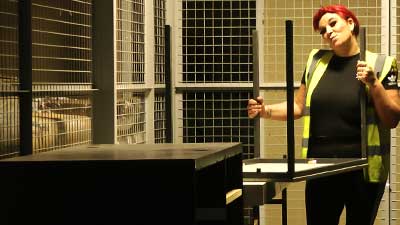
<box><xmin>313</xmin><ymin>4</ymin><xmax>360</xmax><ymax>36</ymax></box>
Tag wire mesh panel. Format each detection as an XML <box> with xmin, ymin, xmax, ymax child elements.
<box><xmin>32</xmin><ymin>95</ymin><xmax>92</xmax><ymax>152</ymax></box>
<box><xmin>0</xmin><ymin>96</ymin><xmax>19</xmax><ymax>158</ymax></box>
<box><xmin>0</xmin><ymin>0</ymin><xmax>19</xmax><ymax>157</ymax></box>
<box><xmin>395</xmin><ymin>0</ymin><xmax>400</xmax><ymax>59</ymax></box>
<box><xmin>154</xmin><ymin>0</ymin><xmax>165</xmax><ymax>85</ymax></box>
<box><xmin>393</xmin><ymin>128</ymin><xmax>400</xmax><ymax>224</ymax></box>
<box><xmin>182</xmin><ymin>0</ymin><xmax>256</xmax><ymax>83</ymax></box>
<box><xmin>181</xmin><ymin>91</ymin><xmax>254</xmax><ymax>158</ymax></box>
<box><xmin>116</xmin><ymin>0</ymin><xmax>145</xmax><ymax>85</ymax></box>
<box><xmin>115</xmin><ymin>0</ymin><xmax>147</xmax><ymax>143</ymax></box>
<box><xmin>0</xmin><ymin>0</ymin><xmax>19</xmax><ymax>92</ymax></box>
<box><xmin>154</xmin><ymin>0</ymin><xmax>167</xmax><ymax>143</ymax></box>
<box><xmin>180</xmin><ymin>0</ymin><xmax>256</xmax><ymax>158</ymax></box>
<box><xmin>154</xmin><ymin>93</ymin><xmax>166</xmax><ymax>143</ymax></box>
<box><xmin>31</xmin><ymin>0</ymin><xmax>93</xmax><ymax>153</ymax></box>
<box><xmin>263</xmin><ymin>0</ymin><xmax>382</xmax><ymax>84</ymax></box>
<box><xmin>116</xmin><ymin>91</ymin><xmax>146</xmax><ymax>144</ymax></box>
<box><xmin>32</xmin><ymin>0</ymin><xmax>92</xmax><ymax>85</ymax></box>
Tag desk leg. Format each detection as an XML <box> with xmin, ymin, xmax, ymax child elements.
<box><xmin>252</xmin><ymin>206</ymin><xmax>259</xmax><ymax>225</ymax></box>
<box><xmin>282</xmin><ymin>188</ymin><xmax>287</xmax><ymax>225</ymax></box>
<box><xmin>249</xmin><ymin>187</ymin><xmax>288</xmax><ymax>225</ymax></box>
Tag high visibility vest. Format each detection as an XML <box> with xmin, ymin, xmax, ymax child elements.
<box><xmin>301</xmin><ymin>49</ymin><xmax>396</xmax><ymax>183</ymax></box>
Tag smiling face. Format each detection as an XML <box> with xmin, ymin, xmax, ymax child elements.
<box><xmin>318</xmin><ymin>12</ymin><xmax>355</xmax><ymax>51</ymax></box>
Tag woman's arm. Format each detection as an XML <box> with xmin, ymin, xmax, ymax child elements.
<box><xmin>247</xmin><ymin>84</ymin><xmax>306</xmax><ymax>120</ymax></box>
<box><xmin>368</xmin><ymin>82</ymin><xmax>400</xmax><ymax>128</ymax></box>
<box><xmin>357</xmin><ymin>60</ymin><xmax>400</xmax><ymax>128</ymax></box>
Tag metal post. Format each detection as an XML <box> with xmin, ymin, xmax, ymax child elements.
<box><xmin>92</xmin><ymin>0</ymin><xmax>117</xmax><ymax>144</ymax></box>
<box><xmin>19</xmin><ymin>0</ymin><xmax>33</xmax><ymax>155</ymax></box>
<box><xmin>359</xmin><ymin>27</ymin><xmax>367</xmax><ymax>158</ymax></box>
<box><xmin>252</xmin><ymin>29</ymin><xmax>260</xmax><ymax>158</ymax></box>
<box><xmin>285</xmin><ymin>20</ymin><xmax>295</xmax><ymax>176</ymax></box>
<box><xmin>165</xmin><ymin>25</ymin><xmax>172</xmax><ymax>143</ymax></box>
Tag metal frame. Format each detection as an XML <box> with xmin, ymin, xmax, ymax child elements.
<box><xmin>246</xmin><ymin>20</ymin><xmax>368</xmax><ymax>181</ymax></box>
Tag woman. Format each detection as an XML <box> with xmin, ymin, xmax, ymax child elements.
<box><xmin>247</xmin><ymin>4</ymin><xmax>400</xmax><ymax>225</ymax></box>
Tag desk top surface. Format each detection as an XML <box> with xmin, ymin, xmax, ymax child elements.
<box><xmin>0</xmin><ymin>143</ymin><xmax>242</xmax><ymax>169</ymax></box>
<box><xmin>243</xmin><ymin>158</ymin><xmax>368</xmax><ymax>182</ymax></box>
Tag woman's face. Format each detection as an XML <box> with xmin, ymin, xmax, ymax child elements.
<box><xmin>318</xmin><ymin>12</ymin><xmax>355</xmax><ymax>49</ymax></box>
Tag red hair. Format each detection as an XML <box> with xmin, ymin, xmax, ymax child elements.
<box><xmin>312</xmin><ymin>4</ymin><xmax>360</xmax><ymax>36</ymax></box>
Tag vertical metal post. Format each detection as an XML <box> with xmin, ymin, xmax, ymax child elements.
<box><xmin>252</xmin><ymin>29</ymin><xmax>260</xmax><ymax>158</ymax></box>
<box><xmin>359</xmin><ymin>27</ymin><xmax>367</xmax><ymax>158</ymax></box>
<box><xmin>165</xmin><ymin>25</ymin><xmax>172</xmax><ymax>143</ymax></box>
<box><xmin>285</xmin><ymin>20</ymin><xmax>295</xmax><ymax>176</ymax></box>
<box><xmin>92</xmin><ymin>0</ymin><xmax>117</xmax><ymax>144</ymax></box>
<box><xmin>19</xmin><ymin>0</ymin><xmax>33</xmax><ymax>155</ymax></box>
<box><xmin>359</xmin><ymin>27</ymin><xmax>366</xmax><ymax>61</ymax></box>
<box><xmin>282</xmin><ymin>188</ymin><xmax>288</xmax><ymax>225</ymax></box>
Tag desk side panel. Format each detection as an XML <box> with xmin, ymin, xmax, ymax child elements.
<box><xmin>0</xmin><ymin>160</ymin><xmax>195</xmax><ymax>225</ymax></box>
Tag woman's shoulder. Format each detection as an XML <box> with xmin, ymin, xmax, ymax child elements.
<box><xmin>306</xmin><ymin>49</ymin><xmax>333</xmax><ymax>63</ymax></box>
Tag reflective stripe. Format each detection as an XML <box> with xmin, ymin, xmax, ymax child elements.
<box><xmin>304</xmin><ymin>49</ymin><xmax>321</xmax><ymax>84</ymax></box>
<box><xmin>368</xmin><ymin>124</ymin><xmax>380</xmax><ymax>146</ymax></box>
<box><xmin>367</xmin><ymin>144</ymin><xmax>390</xmax><ymax>155</ymax></box>
<box><xmin>301</xmin><ymin>147</ymin><xmax>308</xmax><ymax>158</ymax></box>
<box><xmin>367</xmin><ymin>155</ymin><xmax>384</xmax><ymax>182</ymax></box>
<box><xmin>302</xmin><ymin>50</ymin><xmax>333</xmax><ymax>158</ymax></box>
<box><xmin>306</xmin><ymin>49</ymin><xmax>331</xmax><ymax>86</ymax></box>
<box><xmin>305</xmin><ymin>52</ymin><xmax>333</xmax><ymax>107</ymax></box>
<box><xmin>302</xmin><ymin>116</ymin><xmax>310</xmax><ymax>139</ymax></box>
<box><xmin>302</xmin><ymin>138</ymin><xmax>308</xmax><ymax>148</ymax></box>
<box><xmin>303</xmin><ymin>107</ymin><xmax>310</xmax><ymax>116</ymax></box>
<box><xmin>367</xmin><ymin>146</ymin><xmax>382</xmax><ymax>155</ymax></box>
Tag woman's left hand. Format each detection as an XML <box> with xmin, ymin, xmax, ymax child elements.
<box><xmin>356</xmin><ymin>60</ymin><xmax>378</xmax><ymax>87</ymax></box>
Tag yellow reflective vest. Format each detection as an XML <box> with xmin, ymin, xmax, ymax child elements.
<box><xmin>301</xmin><ymin>49</ymin><xmax>396</xmax><ymax>183</ymax></box>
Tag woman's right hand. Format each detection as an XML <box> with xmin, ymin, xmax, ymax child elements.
<box><xmin>247</xmin><ymin>96</ymin><xmax>266</xmax><ymax>119</ymax></box>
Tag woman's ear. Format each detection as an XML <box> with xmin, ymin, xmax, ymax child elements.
<box><xmin>347</xmin><ymin>18</ymin><xmax>355</xmax><ymax>32</ymax></box>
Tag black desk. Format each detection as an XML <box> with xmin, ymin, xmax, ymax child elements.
<box><xmin>242</xmin><ymin>158</ymin><xmax>368</xmax><ymax>225</ymax></box>
<box><xmin>0</xmin><ymin>143</ymin><xmax>243</xmax><ymax>225</ymax></box>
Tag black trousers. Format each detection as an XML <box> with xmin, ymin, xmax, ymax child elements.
<box><xmin>305</xmin><ymin>170</ymin><xmax>386</xmax><ymax>225</ymax></box>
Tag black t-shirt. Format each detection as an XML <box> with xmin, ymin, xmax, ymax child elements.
<box><xmin>301</xmin><ymin>53</ymin><xmax>398</xmax><ymax>158</ymax></box>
